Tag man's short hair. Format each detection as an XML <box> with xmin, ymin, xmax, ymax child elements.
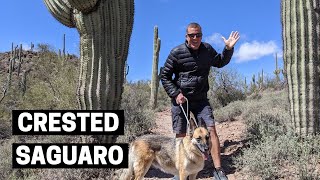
<box><xmin>186</xmin><ymin>22</ymin><xmax>202</xmax><ymax>32</ymax></box>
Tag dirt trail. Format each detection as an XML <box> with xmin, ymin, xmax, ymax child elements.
<box><xmin>144</xmin><ymin>108</ymin><xmax>248</xmax><ymax>180</ymax></box>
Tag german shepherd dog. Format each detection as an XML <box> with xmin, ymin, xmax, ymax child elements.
<box><xmin>121</xmin><ymin>120</ymin><xmax>210</xmax><ymax>180</ymax></box>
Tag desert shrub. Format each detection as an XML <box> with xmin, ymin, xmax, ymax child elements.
<box><xmin>0</xmin><ymin>119</ymin><xmax>10</xmax><ymax>139</ymax></box>
<box><xmin>0</xmin><ymin>47</ymin><xmax>161</xmax><ymax>179</ymax></box>
<box><xmin>37</xmin><ymin>43</ymin><xmax>55</xmax><ymax>54</ymax></box>
<box><xmin>118</xmin><ymin>80</ymin><xmax>155</xmax><ymax>143</ymax></box>
<box><xmin>214</xmin><ymin>89</ymin><xmax>288</xmax><ymax>124</ymax></box>
<box><xmin>214</xmin><ymin>100</ymin><xmax>245</xmax><ymax>123</ymax></box>
<box><xmin>0</xmin><ymin>138</ymin><xmax>14</xmax><ymax>180</ymax></box>
<box><xmin>19</xmin><ymin>51</ymin><xmax>78</xmax><ymax>110</ymax></box>
<box><xmin>235</xmin><ymin>89</ymin><xmax>320</xmax><ymax>179</ymax></box>
<box><xmin>244</xmin><ymin>109</ymin><xmax>290</xmax><ymax>143</ymax></box>
<box><xmin>0</xmin><ymin>102</ymin><xmax>12</xmax><ymax>139</ymax></box>
<box><xmin>236</xmin><ymin>132</ymin><xmax>320</xmax><ymax>179</ymax></box>
<box><xmin>208</xmin><ymin>68</ymin><xmax>246</xmax><ymax>109</ymax></box>
<box><xmin>155</xmin><ymin>84</ymin><xmax>171</xmax><ymax>112</ymax></box>
<box><xmin>241</xmin><ymin>89</ymin><xmax>289</xmax><ymax>120</ymax></box>
<box><xmin>32</xmin><ymin>168</ymin><xmax>114</xmax><ymax>180</ymax></box>
<box><xmin>240</xmin><ymin>89</ymin><xmax>290</xmax><ymax>143</ymax></box>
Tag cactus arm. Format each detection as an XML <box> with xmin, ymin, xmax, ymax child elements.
<box><xmin>43</xmin><ymin>0</ymin><xmax>75</xmax><ymax>28</ymax></box>
<box><xmin>67</xmin><ymin>0</ymin><xmax>99</xmax><ymax>13</ymax></box>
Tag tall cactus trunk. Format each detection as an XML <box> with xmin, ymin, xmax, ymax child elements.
<box><xmin>43</xmin><ymin>0</ymin><xmax>134</xmax><ymax>143</ymax></box>
<box><xmin>150</xmin><ymin>26</ymin><xmax>161</xmax><ymax>109</ymax></box>
<box><xmin>76</xmin><ymin>0</ymin><xmax>134</xmax><ymax>111</ymax></box>
<box><xmin>281</xmin><ymin>0</ymin><xmax>320</xmax><ymax>136</ymax></box>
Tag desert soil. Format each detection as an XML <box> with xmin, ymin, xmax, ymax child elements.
<box><xmin>143</xmin><ymin>108</ymin><xmax>248</xmax><ymax>180</ymax></box>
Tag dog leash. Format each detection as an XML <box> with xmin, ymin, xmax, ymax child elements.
<box><xmin>179</xmin><ymin>98</ymin><xmax>198</xmax><ymax>132</ymax></box>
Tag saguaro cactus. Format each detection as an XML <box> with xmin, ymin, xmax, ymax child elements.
<box><xmin>258</xmin><ymin>69</ymin><xmax>264</xmax><ymax>90</ymax></box>
<box><xmin>150</xmin><ymin>26</ymin><xmax>161</xmax><ymax>109</ymax></box>
<box><xmin>274</xmin><ymin>53</ymin><xmax>281</xmax><ymax>82</ymax></box>
<box><xmin>63</xmin><ymin>33</ymin><xmax>66</xmax><ymax>60</ymax></box>
<box><xmin>43</xmin><ymin>0</ymin><xmax>134</xmax><ymax>142</ymax></box>
<box><xmin>281</xmin><ymin>0</ymin><xmax>320</xmax><ymax>136</ymax></box>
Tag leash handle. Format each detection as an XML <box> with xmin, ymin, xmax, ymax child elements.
<box><xmin>179</xmin><ymin>98</ymin><xmax>198</xmax><ymax>132</ymax></box>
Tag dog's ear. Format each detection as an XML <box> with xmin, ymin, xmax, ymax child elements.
<box><xmin>198</xmin><ymin>117</ymin><xmax>208</xmax><ymax>129</ymax></box>
<box><xmin>187</xmin><ymin>118</ymin><xmax>197</xmax><ymax>137</ymax></box>
<box><xmin>189</xmin><ymin>117</ymin><xmax>197</xmax><ymax>131</ymax></box>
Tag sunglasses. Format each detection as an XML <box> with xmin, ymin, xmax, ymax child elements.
<box><xmin>187</xmin><ymin>33</ymin><xmax>203</xmax><ymax>38</ymax></box>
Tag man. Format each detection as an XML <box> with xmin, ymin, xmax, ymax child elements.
<box><xmin>160</xmin><ymin>22</ymin><xmax>240</xmax><ymax>180</ymax></box>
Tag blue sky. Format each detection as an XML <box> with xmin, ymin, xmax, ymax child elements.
<box><xmin>0</xmin><ymin>0</ymin><xmax>283</xmax><ymax>82</ymax></box>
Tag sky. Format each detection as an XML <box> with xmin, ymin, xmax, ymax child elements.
<box><xmin>0</xmin><ymin>0</ymin><xmax>283</xmax><ymax>82</ymax></box>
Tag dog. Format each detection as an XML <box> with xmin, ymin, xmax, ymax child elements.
<box><xmin>120</xmin><ymin>120</ymin><xmax>210</xmax><ymax>180</ymax></box>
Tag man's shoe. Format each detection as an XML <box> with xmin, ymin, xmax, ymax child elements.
<box><xmin>213</xmin><ymin>167</ymin><xmax>228</xmax><ymax>180</ymax></box>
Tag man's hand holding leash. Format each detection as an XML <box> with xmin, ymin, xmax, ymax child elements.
<box><xmin>175</xmin><ymin>93</ymin><xmax>186</xmax><ymax>104</ymax></box>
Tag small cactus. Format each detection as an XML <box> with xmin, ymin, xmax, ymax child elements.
<box><xmin>20</xmin><ymin>70</ymin><xmax>29</xmax><ymax>96</ymax></box>
<box><xmin>17</xmin><ymin>44</ymin><xmax>22</xmax><ymax>76</ymax></box>
<box><xmin>63</xmin><ymin>33</ymin><xmax>66</xmax><ymax>60</ymax></box>
<box><xmin>0</xmin><ymin>47</ymin><xmax>15</xmax><ymax>103</ymax></box>
<box><xmin>30</xmin><ymin>42</ymin><xmax>34</xmax><ymax>52</ymax></box>
<box><xmin>250</xmin><ymin>74</ymin><xmax>257</xmax><ymax>93</ymax></box>
<box><xmin>258</xmin><ymin>69</ymin><xmax>264</xmax><ymax>90</ymax></box>
<box><xmin>273</xmin><ymin>53</ymin><xmax>281</xmax><ymax>82</ymax></box>
<box><xmin>243</xmin><ymin>77</ymin><xmax>248</xmax><ymax>94</ymax></box>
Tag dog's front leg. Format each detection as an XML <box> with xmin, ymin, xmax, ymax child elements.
<box><xmin>179</xmin><ymin>170</ymin><xmax>188</xmax><ymax>180</ymax></box>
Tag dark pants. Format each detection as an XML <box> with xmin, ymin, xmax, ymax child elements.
<box><xmin>171</xmin><ymin>99</ymin><xmax>215</xmax><ymax>134</ymax></box>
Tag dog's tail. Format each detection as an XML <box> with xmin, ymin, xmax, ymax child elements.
<box><xmin>118</xmin><ymin>145</ymin><xmax>134</xmax><ymax>180</ymax></box>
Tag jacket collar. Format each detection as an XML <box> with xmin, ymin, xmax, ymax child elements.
<box><xmin>185</xmin><ymin>41</ymin><xmax>203</xmax><ymax>54</ymax></box>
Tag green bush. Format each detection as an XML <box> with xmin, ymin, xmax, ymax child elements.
<box><xmin>156</xmin><ymin>84</ymin><xmax>171</xmax><ymax>112</ymax></box>
<box><xmin>214</xmin><ymin>100</ymin><xmax>245</xmax><ymax>123</ymax></box>
<box><xmin>119</xmin><ymin>80</ymin><xmax>155</xmax><ymax>143</ymax></box>
<box><xmin>208</xmin><ymin>68</ymin><xmax>246</xmax><ymax>109</ymax></box>
<box><xmin>236</xmin><ymin>132</ymin><xmax>320</xmax><ymax>179</ymax></box>
<box><xmin>19</xmin><ymin>51</ymin><xmax>78</xmax><ymax>110</ymax></box>
<box><xmin>233</xmin><ymin>89</ymin><xmax>320</xmax><ymax>179</ymax></box>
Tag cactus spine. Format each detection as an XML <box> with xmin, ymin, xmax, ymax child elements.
<box><xmin>150</xmin><ymin>26</ymin><xmax>161</xmax><ymax>109</ymax></box>
<box><xmin>281</xmin><ymin>0</ymin><xmax>320</xmax><ymax>135</ymax></box>
<box><xmin>43</xmin><ymin>0</ymin><xmax>134</xmax><ymax>142</ymax></box>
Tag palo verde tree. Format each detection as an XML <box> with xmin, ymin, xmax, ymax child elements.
<box><xmin>281</xmin><ymin>0</ymin><xmax>320</xmax><ymax>136</ymax></box>
<box><xmin>43</xmin><ymin>0</ymin><xmax>134</xmax><ymax>143</ymax></box>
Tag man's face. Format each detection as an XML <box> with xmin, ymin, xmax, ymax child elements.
<box><xmin>186</xmin><ymin>27</ymin><xmax>202</xmax><ymax>50</ymax></box>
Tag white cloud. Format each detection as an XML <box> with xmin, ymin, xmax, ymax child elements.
<box><xmin>234</xmin><ymin>40</ymin><xmax>279</xmax><ymax>63</ymax></box>
<box><xmin>204</xmin><ymin>33</ymin><xmax>225</xmax><ymax>48</ymax></box>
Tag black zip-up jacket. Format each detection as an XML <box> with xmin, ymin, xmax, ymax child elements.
<box><xmin>160</xmin><ymin>41</ymin><xmax>234</xmax><ymax>101</ymax></box>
